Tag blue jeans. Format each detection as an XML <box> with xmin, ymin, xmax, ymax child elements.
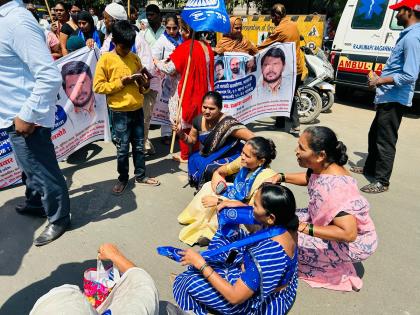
<box><xmin>111</xmin><ymin>109</ymin><xmax>146</xmax><ymax>182</ymax></box>
<box><xmin>7</xmin><ymin>127</ymin><xmax>70</xmax><ymax>223</ymax></box>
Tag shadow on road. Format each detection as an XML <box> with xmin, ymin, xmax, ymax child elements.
<box><xmin>0</xmin><ymin>179</ymin><xmax>138</xmax><ymax>276</ymax></box>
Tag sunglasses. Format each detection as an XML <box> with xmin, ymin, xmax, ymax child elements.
<box><xmin>166</xmin><ymin>26</ymin><xmax>178</xmax><ymax>31</ymax></box>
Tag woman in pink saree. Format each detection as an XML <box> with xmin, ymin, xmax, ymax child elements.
<box><xmin>272</xmin><ymin>126</ymin><xmax>377</xmax><ymax>291</ymax></box>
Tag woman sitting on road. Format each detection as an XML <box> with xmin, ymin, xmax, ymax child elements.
<box><xmin>77</xmin><ymin>11</ymin><xmax>104</xmax><ymax>49</ymax></box>
<box><xmin>272</xmin><ymin>126</ymin><xmax>378</xmax><ymax>291</ymax></box>
<box><xmin>173</xmin><ymin>184</ymin><xmax>298</xmax><ymax>315</ymax></box>
<box><xmin>178</xmin><ymin>137</ymin><xmax>277</xmax><ymax>246</ymax></box>
<box><xmin>173</xmin><ymin>91</ymin><xmax>254</xmax><ymax>189</ymax></box>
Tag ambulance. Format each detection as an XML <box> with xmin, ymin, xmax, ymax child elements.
<box><xmin>330</xmin><ymin>0</ymin><xmax>420</xmax><ymax>100</ymax></box>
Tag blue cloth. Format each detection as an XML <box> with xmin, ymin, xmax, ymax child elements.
<box><xmin>8</xmin><ymin>127</ymin><xmax>70</xmax><ymax>223</ymax></box>
<box><xmin>173</xmin><ymin>227</ymin><xmax>298</xmax><ymax>315</ymax></box>
<box><xmin>188</xmin><ymin>137</ymin><xmax>243</xmax><ymax>188</ymax></box>
<box><xmin>78</xmin><ymin>29</ymin><xmax>102</xmax><ymax>49</ymax></box>
<box><xmin>223</xmin><ymin>166</ymin><xmax>263</xmax><ymax>200</ymax></box>
<box><xmin>163</xmin><ymin>30</ymin><xmax>183</xmax><ymax>47</ymax></box>
<box><xmin>0</xmin><ymin>0</ymin><xmax>62</xmax><ymax>129</ymax></box>
<box><xmin>375</xmin><ymin>23</ymin><xmax>420</xmax><ymax>107</ymax></box>
<box><xmin>181</xmin><ymin>0</ymin><xmax>230</xmax><ymax>34</ymax></box>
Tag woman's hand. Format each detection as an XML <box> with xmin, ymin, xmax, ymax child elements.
<box><xmin>211</xmin><ymin>171</ymin><xmax>226</xmax><ymax>193</ymax></box>
<box><xmin>98</xmin><ymin>243</ymin><xmax>123</xmax><ymax>262</ymax></box>
<box><xmin>171</xmin><ymin>122</ymin><xmax>183</xmax><ymax>135</ymax></box>
<box><xmin>201</xmin><ymin>195</ymin><xmax>219</xmax><ymax>208</ymax></box>
<box><xmin>179</xmin><ymin>248</ymin><xmax>206</xmax><ymax>269</ymax></box>
<box><xmin>266</xmin><ymin>173</ymin><xmax>281</xmax><ymax>184</ymax></box>
<box><xmin>86</xmin><ymin>38</ymin><xmax>95</xmax><ymax>49</ymax></box>
<box><xmin>216</xmin><ymin>200</ymin><xmax>247</xmax><ymax>212</ymax></box>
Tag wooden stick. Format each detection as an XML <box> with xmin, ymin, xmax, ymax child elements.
<box><xmin>127</xmin><ymin>0</ymin><xmax>131</xmax><ymax>20</ymax></box>
<box><xmin>170</xmin><ymin>33</ymin><xmax>195</xmax><ymax>154</ymax></box>
<box><xmin>44</xmin><ymin>0</ymin><xmax>53</xmax><ymax>22</ymax></box>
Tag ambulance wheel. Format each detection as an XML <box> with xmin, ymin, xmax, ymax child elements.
<box><xmin>321</xmin><ymin>91</ymin><xmax>335</xmax><ymax>113</ymax></box>
<box><xmin>297</xmin><ymin>87</ymin><xmax>322</xmax><ymax>124</ymax></box>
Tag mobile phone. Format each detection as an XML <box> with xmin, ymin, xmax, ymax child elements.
<box><xmin>131</xmin><ymin>73</ymin><xmax>144</xmax><ymax>80</ymax></box>
<box><xmin>226</xmin><ymin>250</ymin><xmax>238</xmax><ymax>264</ymax></box>
<box><xmin>215</xmin><ymin>181</ymin><xmax>227</xmax><ymax>195</ymax></box>
<box><xmin>140</xmin><ymin>67</ymin><xmax>154</xmax><ymax>80</ymax></box>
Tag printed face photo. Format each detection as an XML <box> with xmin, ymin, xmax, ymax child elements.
<box><xmin>215</xmin><ymin>63</ymin><xmax>225</xmax><ymax>81</ymax></box>
<box><xmin>262</xmin><ymin>56</ymin><xmax>285</xmax><ymax>83</ymax></box>
<box><xmin>230</xmin><ymin>57</ymin><xmax>240</xmax><ymax>75</ymax></box>
<box><xmin>64</xmin><ymin>72</ymin><xmax>93</xmax><ymax>108</ymax></box>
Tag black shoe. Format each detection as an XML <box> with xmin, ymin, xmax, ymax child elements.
<box><xmin>33</xmin><ymin>216</ymin><xmax>70</xmax><ymax>246</ymax></box>
<box><xmin>15</xmin><ymin>204</ymin><xmax>46</xmax><ymax>218</ymax></box>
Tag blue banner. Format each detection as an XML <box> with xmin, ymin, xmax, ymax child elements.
<box><xmin>181</xmin><ymin>0</ymin><xmax>230</xmax><ymax>34</ymax></box>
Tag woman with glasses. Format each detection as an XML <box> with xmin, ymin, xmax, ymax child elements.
<box><xmin>152</xmin><ymin>14</ymin><xmax>183</xmax><ymax>145</ymax></box>
<box><xmin>59</xmin><ymin>1</ymin><xmax>82</xmax><ymax>56</ymax></box>
<box><xmin>271</xmin><ymin>126</ymin><xmax>378</xmax><ymax>291</ymax></box>
<box><xmin>214</xmin><ymin>16</ymin><xmax>258</xmax><ymax>55</ymax></box>
<box><xmin>173</xmin><ymin>183</ymin><xmax>298</xmax><ymax>315</ymax></box>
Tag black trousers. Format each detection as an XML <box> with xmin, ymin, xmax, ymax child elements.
<box><xmin>275</xmin><ymin>74</ymin><xmax>302</xmax><ymax>129</ymax></box>
<box><xmin>8</xmin><ymin>127</ymin><xmax>70</xmax><ymax>223</ymax></box>
<box><xmin>364</xmin><ymin>102</ymin><xmax>405</xmax><ymax>186</ymax></box>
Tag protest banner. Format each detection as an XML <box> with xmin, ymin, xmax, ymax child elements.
<box><xmin>215</xmin><ymin>42</ymin><xmax>296</xmax><ymax>124</ymax></box>
<box><xmin>0</xmin><ymin>47</ymin><xmax>110</xmax><ymax>189</ymax></box>
<box><xmin>151</xmin><ymin>42</ymin><xmax>296</xmax><ymax>126</ymax></box>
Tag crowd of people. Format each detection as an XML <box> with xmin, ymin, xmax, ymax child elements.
<box><xmin>1</xmin><ymin>0</ymin><xmax>419</xmax><ymax>314</ymax></box>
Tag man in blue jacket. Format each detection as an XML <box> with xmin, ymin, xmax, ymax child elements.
<box><xmin>351</xmin><ymin>0</ymin><xmax>420</xmax><ymax>193</ymax></box>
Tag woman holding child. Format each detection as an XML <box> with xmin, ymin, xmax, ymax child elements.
<box><xmin>173</xmin><ymin>91</ymin><xmax>254</xmax><ymax>190</ymax></box>
<box><xmin>178</xmin><ymin>137</ymin><xmax>277</xmax><ymax>246</ymax></box>
<box><xmin>173</xmin><ymin>184</ymin><xmax>298</xmax><ymax>315</ymax></box>
<box><xmin>272</xmin><ymin>126</ymin><xmax>378</xmax><ymax>291</ymax></box>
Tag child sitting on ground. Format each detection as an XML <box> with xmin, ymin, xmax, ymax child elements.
<box><xmin>94</xmin><ymin>20</ymin><xmax>160</xmax><ymax>195</ymax></box>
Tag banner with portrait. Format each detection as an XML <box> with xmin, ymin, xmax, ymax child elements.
<box><xmin>215</xmin><ymin>42</ymin><xmax>296</xmax><ymax>124</ymax></box>
<box><xmin>0</xmin><ymin>47</ymin><xmax>110</xmax><ymax>189</ymax></box>
<box><xmin>150</xmin><ymin>42</ymin><xmax>296</xmax><ymax>126</ymax></box>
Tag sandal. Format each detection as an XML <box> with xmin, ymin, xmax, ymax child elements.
<box><xmin>350</xmin><ymin>166</ymin><xmax>365</xmax><ymax>174</ymax></box>
<box><xmin>135</xmin><ymin>176</ymin><xmax>160</xmax><ymax>186</ymax></box>
<box><xmin>360</xmin><ymin>182</ymin><xmax>389</xmax><ymax>194</ymax></box>
<box><xmin>112</xmin><ymin>180</ymin><xmax>128</xmax><ymax>195</ymax></box>
<box><xmin>172</xmin><ymin>155</ymin><xmax>188</xmax><ymax>163</ymax></box>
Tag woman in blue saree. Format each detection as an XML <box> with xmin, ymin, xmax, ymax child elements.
<box><xmin>173</xmin><ymin>184</ymin><xmax>299</xmax><ymax>315</ymax></box>
<box><xmin>173</xmin><ymin>91</ymin><xmax>254</xmax><ymax>189</ymax></box>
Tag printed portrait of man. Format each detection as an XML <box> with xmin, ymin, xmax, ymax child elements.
<box><xmin>61</xmin><ymin>61</ymin><xmax>95</xmax><ymax>116</ymax></box>
<box><xmin>246</xmin><ymin>56</ymin><xmax>257</xmax><ymax>74</ymax></box>
<box><xmin>260</xmin><ymin>47</ymin><xmax>286</xmax><ymax>94</ymax></box>
<box><xmin>215</xmin><ymin>59</ymin><xmax>226</xmax><ymax>82</ymax></box>
<box><xmin>229</xmin><ymin>57</ymin><xmax>244</xmax><ymax>80</ymax></box>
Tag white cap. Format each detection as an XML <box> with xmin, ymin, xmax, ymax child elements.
<box><xmin>105</xmin><ymin>2</ymin><xmax>127</xmax><ymax>21</ymax></box>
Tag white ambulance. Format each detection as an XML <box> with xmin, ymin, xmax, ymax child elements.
<box><xmin>330</xmin><ymin>0</ymin><xmax>420</xmax><ymax>100</ymax></box>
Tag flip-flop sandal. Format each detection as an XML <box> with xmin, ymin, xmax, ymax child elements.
<box><xmin>360</xmin><ymin>182</ymin><xmax>389</xmax><ymax>194</ymax></box>
<box><xmin>350</xmin><ymin>166</ymin><xmax>365</xmax><ymax>174</ymax></box>
<box><xmin>136</xmin><ymin>177</ymin><xmax>160</xmax><ymax>186</ymax></box>
<box><xmin>112</xmin><ymin>180</ymin><xmax>128</xmax><ymax>195</ymax></box>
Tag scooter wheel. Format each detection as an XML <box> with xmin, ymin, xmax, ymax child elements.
<box><xmin>298</xmin><ymin>87</ymin><xmax>322</xmax><ymax>124</ymax></box>
<box><xmin>321</xmin><ymin>91</ymin><xmax>334</xmax><ymax>113</ymax></box>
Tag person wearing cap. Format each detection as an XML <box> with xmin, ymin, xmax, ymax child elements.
<box><xmin>351</xmin><ymin>0</ymin><xmax>420</xmax><ymax>194</ymax></box>
<box><xmin>100</xmin><ymin>2</ymin><xmax>129</xmax><ymax>54</ymax></box>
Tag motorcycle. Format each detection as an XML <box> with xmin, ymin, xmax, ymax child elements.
<box><xmin>301</xmin><ymin>36</ymin><xmax>336</xmax><ymax>113</ymax></box>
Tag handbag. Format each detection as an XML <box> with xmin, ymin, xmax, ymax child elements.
<box><xmin>83</xmin><ymin>257</ymin><xmax>120</xmax><ymax>308</ymax></box>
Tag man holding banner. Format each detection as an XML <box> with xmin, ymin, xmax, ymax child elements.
<box><xmin>0</xmin><ymin>0</ymin><xmax>71</xmax><ymax>246</ymax></box>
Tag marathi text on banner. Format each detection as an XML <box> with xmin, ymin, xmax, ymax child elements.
<box><xmin>0</xmin><ymin>47</ymin><xmax>110</xmax><ymax>189</ymax></box>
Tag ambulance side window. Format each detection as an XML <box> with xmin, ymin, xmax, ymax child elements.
<box><xmin>390</xmin><ymin>11</ymin><xmax>404</xmax><ymax>30</ymax></box>
<box><xmin>351</xmin><ymin>0</ymin><xmax>389</xmax><ymax>30</ymax></box>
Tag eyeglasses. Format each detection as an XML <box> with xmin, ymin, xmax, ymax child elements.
<box><xmin>166</xmin><ymin>26</ymin><xmax>178</xmax><ymax>31</ymax></box>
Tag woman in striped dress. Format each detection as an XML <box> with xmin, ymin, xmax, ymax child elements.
<box><xmin>174</xmin><ymin>184</ymin><xmax>299</xmax><ymax>315</ymax></box>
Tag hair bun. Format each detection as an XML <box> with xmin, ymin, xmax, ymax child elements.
<box><xmin>268</xmin><ymin>138</ymin><xmax>277</xmax><ymax>161</ymax></box>
<box><xmin>335</xmin><ymin>141</ymin><xmax>348</xmax><ymax>166</ymax></box>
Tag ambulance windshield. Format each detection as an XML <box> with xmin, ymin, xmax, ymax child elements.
<box><xmin>351</xmin><ymin>0</ymin><xmax>389</xmax><ymax>30</ymax></box>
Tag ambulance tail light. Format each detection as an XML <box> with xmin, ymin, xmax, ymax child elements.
<box><xmin>330</xmin><ymin>51</ymin><xmax>337</xmax><ymax>66</ymax></box>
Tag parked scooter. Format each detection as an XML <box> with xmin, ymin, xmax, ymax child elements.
<box><xmin>301</xmin><ymin>36</ymin><xmax>336</xmax><ymax>113</ymax></box>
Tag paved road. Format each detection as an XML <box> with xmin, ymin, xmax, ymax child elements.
<box><xmin>0</xmin><ymin>99</ymin><xmax>419</xmax><ymax>315</ymax></box>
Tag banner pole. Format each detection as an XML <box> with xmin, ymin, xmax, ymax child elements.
<box><xmin>127</xmin><ymin>0</ymin><xmax>131</xmax><ymax>20</ymax></box>
<box><xmin>170</xmin><ymin>32</ymin><xmax>195</xmax><ymax>154</ymax></box>
<box><xmin>44</xmin><ymin>0</ymin><xmax>53</xmax><ymax>22</ymax></box>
